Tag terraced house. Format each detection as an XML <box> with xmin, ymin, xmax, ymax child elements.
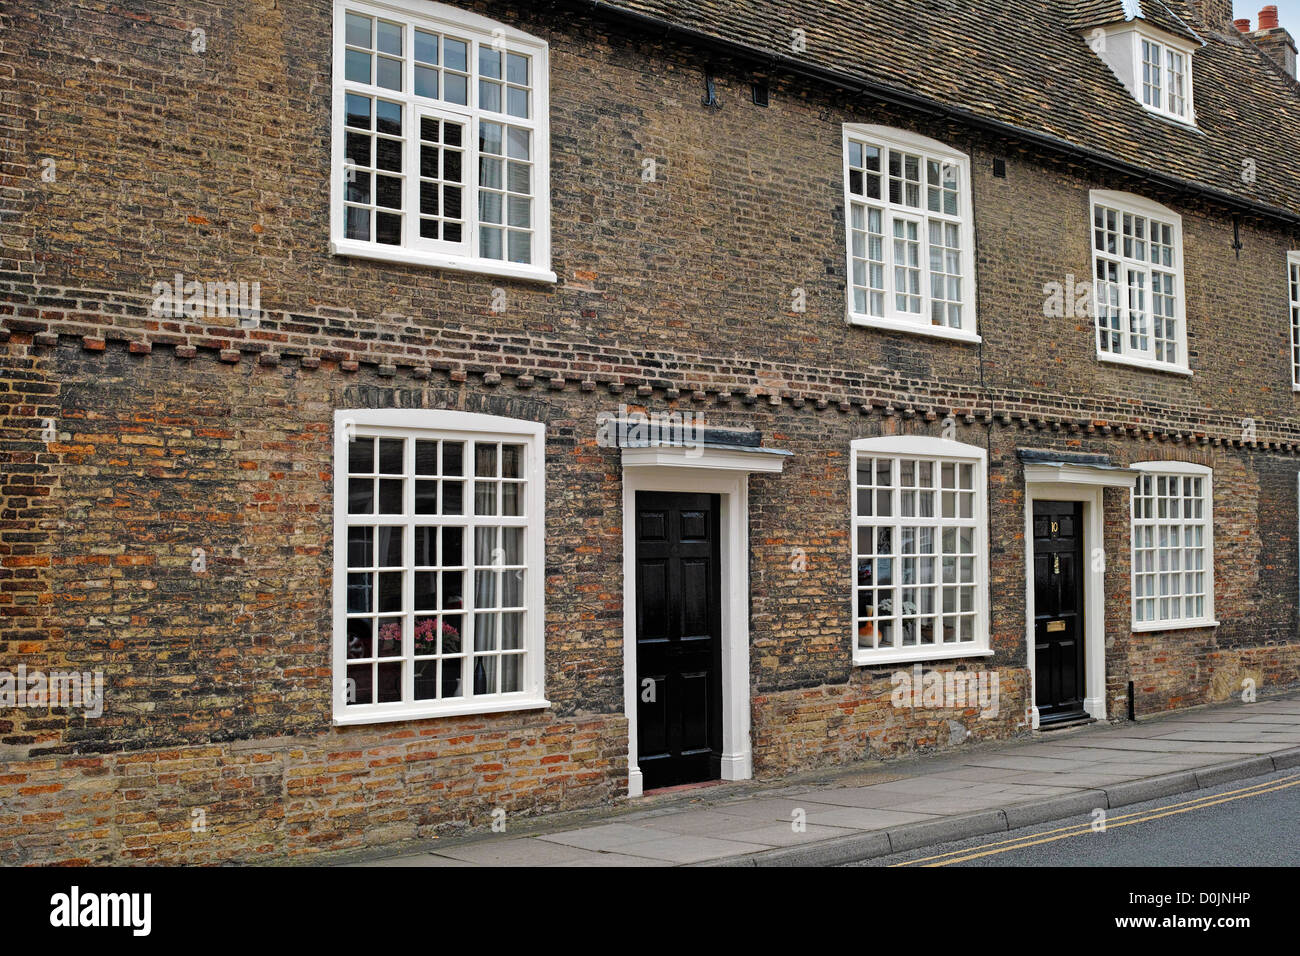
<box><xmin>2</xmin><ymin>0</ymin><xmax>1300</xmax><ymax>864</ymax></box>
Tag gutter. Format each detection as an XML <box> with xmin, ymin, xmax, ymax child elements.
<box><xmin>562</xmin><ymin>0</ymin><xmax>1300</xmax><ymax>229</ymax></box>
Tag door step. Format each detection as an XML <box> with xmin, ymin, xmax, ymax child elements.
<box><xmin>1037</xmin><ymin>714</ymin><xmax>1097</xmax><ymax>732</ymax></box>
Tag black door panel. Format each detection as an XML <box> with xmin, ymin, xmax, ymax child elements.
<box><xmin>1034</xmin><ymin>500</ymin><xmax>1087</xmax><ymax>723</ymax></box>
<box><xmin>636</xmin><ymin>492</ymin><xmax>722</xmax><ymax>790</ymax></box>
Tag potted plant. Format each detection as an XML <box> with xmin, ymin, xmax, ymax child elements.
<box><xmin>380</xmin><ymin>618</ymin><xmax>462</xmax><ymax>699</ymax></box>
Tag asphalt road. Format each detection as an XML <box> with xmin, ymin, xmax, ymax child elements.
<box><xmin>852</xmin><ymin>767</ymin><xmax>1300</xmax><ymax>866</ymax></box>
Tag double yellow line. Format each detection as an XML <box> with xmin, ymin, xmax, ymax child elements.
<box><xmin>892</xmin><ymin>773</ymin><xmax>1300</xmax><ymax>866</ymax></box>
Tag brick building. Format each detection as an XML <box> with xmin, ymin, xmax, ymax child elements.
<box><xmin>3</xmin><ymin>0</ymin><xmax>1300</xmax><ymax>864</ymax></box>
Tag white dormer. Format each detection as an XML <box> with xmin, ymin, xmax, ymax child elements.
<box><xmin>1086</xmin><ymin>7</ymin><xmax>1203</xmax><ymax>125</ymax></box>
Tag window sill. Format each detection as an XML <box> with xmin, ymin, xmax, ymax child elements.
<box><xmin>847</xmin><ymin>313</ymin><xmax>981</xmax><ymax>344</ymax></box>
<box><xmin>332</xmin><ymin>696</ymin><xmax>551</xmax><ymax>725</ymax></box>
<box><xmin>853</xmin><ymin>645</ymin><xmax>995</xmax><ymax>667</ymax></box>
<box><xmin>331</xmin><ymin>239</ymin><xmax>558</xmax><ymax>284</ymax></box>
<box><xmin>1138</xmin><ymin>105</ymin><xmax>1200</xmax><ymax>133</ymax></box>
<box><xmin>1131</xmin><ymin>619</ymin><xmax>1219</xmax><ymax>634</ymax></box>
<box><xmin>1096</xmin><ymin>352</ymin><xmax>1192</xmax><ymax>377</ymax></box>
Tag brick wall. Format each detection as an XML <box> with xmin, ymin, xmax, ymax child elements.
<box><xmin>3</xmin><ymin>0</ymin><xmax>1300</xmax><ymax>863</ymax></box>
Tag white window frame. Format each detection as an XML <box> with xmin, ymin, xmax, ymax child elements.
<box><xmin>1134</xmin><ymin>30</ymin><xmax>1195</xmax><ymax>124</ymax></box>
<box><xmin>332</xmin><ymin>408</ymin><xmax>548</xmax><ymax>724</ymax></box>
<box><xmin>1289</xmin><ymin>251</ymin><xmax>1300</xmax><ymax>391</ymax></box>
<box><xmin>1090</xmin><ymin>190</ymin><xmax>1190</xmax><ymax>375</ymax></box>
<box><xmin>329</xmin><ymin>0</ymin><xmax>555</xmax><ymax>283</ymax></box>
<box><xmin>842</xmin><ymin>125</ymin><xmax>980</xmax><ymax>344</ymax></box>
<box><xmin>850</xmin><ymin>435</ymin><xmax>993</xmax><ymax>666</ymax></box>
<box><xmin>1130</xmin><ymin>460</ymin><xmax>1216</xmax><ymax>632</ymax></box>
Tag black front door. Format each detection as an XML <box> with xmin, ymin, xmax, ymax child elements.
<box><xmin>635</xmin><ymin>492</ymin><xmax>723</xmax><ymax>790</ymax></box>
<box><xmin>1034</xmin><ymin>500</ymin><xmax>1087</xmax><ymax>723</ymax></box>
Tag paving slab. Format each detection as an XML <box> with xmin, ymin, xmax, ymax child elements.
<box><xmin>800</xmin><ymin>805</ymin><xmax>940</xmax><ymax>830</ymax></box>
<box><xmin>348</xmin><ymin>852</ymin><xmax>479</xmax><ymax>867</ymax></box>
<box><xmin>434</xmin><ymin>838</ymin><xmax>609</xmax><ymax>866</ymax></box>
<box><xmin>627</xmin><ymin>809</ymin><xmax>781</xmax><ymax>836</ymax></box>
<box><xmin>707</xmin><ymin>796</ymin><xmax>829</xmax><ymax>821</ymax></box>
<box><xmin>924</xmin><ymin>767</ymin><xmax>1045</xmax><ymax>783</ymax></box>
<box><xmin>791</xmin><ymin>786</ymin><xmax>945</xmax><ymax>809</ymax></box>
<box><xmin>963</xmin><ymin>754</ymin><xmax>1098</xmax><ymax>771</ymax></box>
<box><xmin>842</xmin><ymin>777</ymin><xmax>987</xmax><ymax>796</ymax></box>
<box><xmin>716</xmin><ymin>822</ymin><xmax>862</xmax><ymax>847</ymax></box>
<box><xmin>552</xmin><ymin>852</ymin><xmax>676</xmax><ymax>867</ymax></box>
<box><xmin>536</xmin><ymin>823</ymin><xmax>673</xmax><ymax>852</ymax></box>
<box><xmin>609</xmin><ymin>834</ymin><xmax>772</xmax><ymax>863</ymax></box>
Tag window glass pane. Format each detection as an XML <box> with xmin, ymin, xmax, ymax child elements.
<box><xmin>506</xmin><ymin>86</ymin><xmax>529</xmax><ymax>119</ymax></box>
<box><xmin>376</xmin><ymin>20</ymin><xmax>402</xmax><ymax>55</ymax></box>
<box><xmin>345</xmin><ymin>49</ymin><xmax>371</xmax><ymax>84</ymax></box>
<box><xmin>445</xmin><ymin>72</ymin><xmax>468</xmax><ymax>104</ymax></box>
<box><xmin>376</xmin><ymin>55</ymin><xmax>402</xmax><ymax>91</ymax></box>
<box><xmin>346</xmin><ymin>93</ymin><xmax>372</xmax><ymax>129</ymax></box>
<box><xmin>506</xmin><ymin>127</ymin><xmax>530</xmax><ymax>159</ymax></box>
<box><xmin>507</xmin><ymin>230</ymin><xmax>531</xmax><ymax>264</ymax></box>
<box><xmin>507</xmin><ymin>161</ymin><xmax>530</xmax><ymax>194</ymax></box>
<box><xmin>346</xmin><ymin>13</ymin><xmax>372</xmax><ymax>48</ymax></box>
<box><xmin>443</xmin><ymin>37</ymin><xmax>468</xmax><ymax>71</ymax></box>
<box><xmin>375</xmin><ymin>100</ymin><xmax>402</xmax><ymax>135</ymax></box>
<box><xmin>507</xmin><ymin>53</ymin><xmax>529</xmax><ymax>85</ymax></box>
<box><xmin>414</xmin><ymin>29</ymin><xmax>438</xmax><ymax>64</ymax></box>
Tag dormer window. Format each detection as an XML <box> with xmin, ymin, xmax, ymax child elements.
<box><xmin>1084</xmin><ymin>13</ymin><xmax>1200</xmax><ymax>126</ymax></box>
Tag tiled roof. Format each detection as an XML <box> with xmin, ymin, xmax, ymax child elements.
<box><xmin>578</xmin><ymin>0</ymin><xmax>1300</xmax><ymax>222</ymax></box>
<box><xmin>1072</xmin><ymin>0</ymin><xmax>1206</xmax><ymax>43</ymax></box>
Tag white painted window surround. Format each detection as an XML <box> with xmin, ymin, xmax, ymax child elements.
<box><xmin>330</xmin><ymin>0</ymin><xmax>555</xmax><ymax>283</ymax></box>
<box><xmin>332</xmin><ymin>409</ymin><xmax>548</xmax><ymax>724</ymax></box>
<box><xmin>1088</xmin><ymin>23</ymin><xmax>1197</xmax><ymax>126</ymax></box>
<box><xmin>1130</xmin><ymin>461</ymin><xmax>1216</xmax><ymax>632</ymax></box>
<box><xmin>850</xmin><ymin>435</ymin><xmax>992</xmax><ymax>665</ymax></box>
<box><xmin>1090</xmin><ymin>190</ymin><xmax>1189</xmax><ymax>375</ymax></box>
<box><xmin>1289</xmin><ymin>251</ymin><xmax>1300</xmax><ymax>390</ymax></box>
<box><xmin>842</xmin><ymin>125</ymin><xmax>979</xmax><ymax>344</ymax></box>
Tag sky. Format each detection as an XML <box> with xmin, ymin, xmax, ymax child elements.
<box><xmin>1233</xmin><ymin>0</ymin><xmax>1300</xmax><ymax>36</ymax></box>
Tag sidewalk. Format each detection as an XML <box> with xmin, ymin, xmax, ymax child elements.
<box><xmin>348</xmin><ymin>692</ymin><xmax>1300</xmax><ymax>867</ymax></box>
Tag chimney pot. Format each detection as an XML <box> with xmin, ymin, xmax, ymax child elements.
<box><xmin>1235</xmin><ymin>18</ymin><xmax>1253</xmax><ymax>31</ymax></box>
<box><xmin>1259</xmin><ymin>5</ymin><xmax>1280</xmax><ymax>30</ymax></box>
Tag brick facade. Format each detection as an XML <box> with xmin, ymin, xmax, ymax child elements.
<box><xmin>3</xmin><ymin>0</ymin><xmax>1300</xmax><ymax>863</ymax></box>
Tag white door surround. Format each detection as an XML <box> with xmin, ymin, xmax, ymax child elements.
<box><xmin>1022</xmin><ymin>462</ymin><xmax>1134</xmax><ymax>730</ymax></box>
<box><xmin>620</xmin><ymin>447</ymin><xmax>787</xmax><ymax>797</ymax></box>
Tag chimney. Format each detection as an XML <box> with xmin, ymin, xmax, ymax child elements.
<box><xmin>1191</xmin><ymin>0</ymin><xmax>1237</xmax><ymax>31</ymax></box>
<box><xmin>1251</xmin><ymin>5</ymin><xmax>1298</xmax><ymax>78</ymax></box>
<box><xmin>1234</xmin><ymin>18</ymin><xmax>1252</xmax><ymax>32</ymax></box>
